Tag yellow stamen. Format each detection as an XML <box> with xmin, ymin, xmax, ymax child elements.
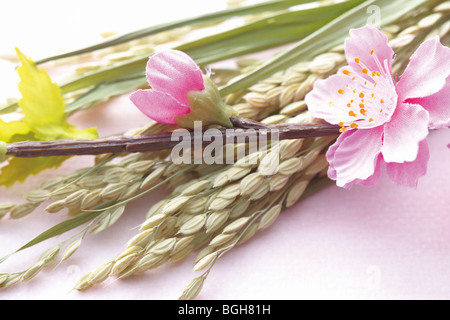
<box><xmin>349</xmin><ymin>110</ymin><xmax>357</xmax><ymax>117</ymax></box>
<box><xmin>350</xmin><ymin>123</ymin><xmax>359</xmax><ymax>129</ymax></box>
<box><xmin>371</xmin><ymin>71</ymin><xmax>381</xmax><ymax>77</ymax></box>
<box><xmin>338</xmin><ymin>89</ymin><xmax>345</xmax><ymax>94</ymax></box>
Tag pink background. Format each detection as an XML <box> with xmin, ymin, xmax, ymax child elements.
<box><xmin>0</xmin><ymin>0</ymin><xmax>449</xmax><ymax>300</ymax></box>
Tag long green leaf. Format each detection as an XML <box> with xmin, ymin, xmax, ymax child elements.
<box><xmin>182</xmin><ymin>0</ymin><xmax>364</xmax><ymax>60</ymax></box>
<box><xmin>17</xmin><ymin>210</ymin><xmax>105</xmax><ymax>252</ymax></box>
<box><xmin>34</xmin><ymin>0</ymin><xmax>318</xmax><ymax>64</ymax></box>
<box><xmin>50</xmin><ymin>1</ymin><xmax>365</xmax><ymax>115</ymax></box>
<box><xmin>65</xmin><ymin>75</ymin><xmax>146</xmax><ymax>115</ymax></box>
<box><xmin>60</xmin><ymin>0</ymin><xmax>363</xmax><ymax>94</ymax></box>
<box><xmin>0</xmin><ymin>209</ymin><xmax>105</xmax><ymax>265</ymax></box>
<box><xmin>178</xmin><ymin>0</ymin><xmax>363</xmax><ymax>54</ymax></box>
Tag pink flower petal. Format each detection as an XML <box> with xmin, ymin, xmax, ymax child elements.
<box><xmin>385</xmin><ymin>140</ymin><xmax>429</xmax><ymax>188</ymax></box>
<box><xmin>325</xmin><ymin>137</ymin><xmax>340</xmax><ymax>181</ymax></box>
<box><xmin>381</xmin><ymin>103</ymin><xmax>429</xmax><ymax>163</ymax></box>
<box><xmin>306</xmin><ymin>71</ymin><xmax>397</xmax><ymax>129</ymax></box>
<box><xmin>344</xmin><ymin>154</ymin><xmax>384</xmax><ymax>189</ymax></box>
<box><xmin>306</xmin><ymin>75</ymin><xmax>367</xmax><ymax>125</ymax></box>
<box><xmin>326</xmin><ymin>126</ymin><xmax>383</xmax><ymax>188</ymax></box>
<box><xmin>146</xmin><ymin>50</ymin><xmax>205</xmax><ymax>106</ymax></box>
<box><xmin>130</xmin><ymin>89</ymin><xmax>190</xmax><ymax>124</ymax></box>
<box><xmin>345</xmin><ymin>26</ymin><xmax>394</xmax><ymax>79</ymax></box>
<box><xmin>397</xmin><ymin>37</ymin><xmax>450</xmax><ymax>101</ymax></box>
<box><xmin>406</xmin><ymin>76</ymin><xmax>450</xmax><ymax>129</ymax></box>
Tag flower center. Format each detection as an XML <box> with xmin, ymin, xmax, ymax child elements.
<box><xmin>334</xmin><ymin>50</ymin><xmax>397</xmax><ymax>132</ymax></box>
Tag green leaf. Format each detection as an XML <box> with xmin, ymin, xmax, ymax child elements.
<box><xmin>15</xmin><ymin>48</ymin><xmax>99</xmax><ymax>141</ymax></box>
<box><xmin>0</xmin><ymin>0</ymin><xmax>321</xmax><ymax>116</ymax></box>
<box><xmin>0</xmin><ymin>156</ymin><xmax>67</xmax><ymax>187</ymax></box>
<box><xmin>0</xmin><ymin>50</ymin><xmax>100</xmax><ymax>186</ymax></box>
<box><xmin>0</xmin><ymin>208</ymin><xmax>105</xmax><ymax>264</ymax></box>
<box><xmin>64</xmin><ymin>75</ymin><xmax>146</xmax><ymax>115</ymax></box>
<box><xmin>16</xmin><ymin>48</ymin><xmax>65</xmax><ymax>127</ymax></box>
<box><xmin>0</xmin><ymin>0</ymin><xmax>430</xmax><ymax>117</ymax></box>
<box><xmin>0</xmin><ymin>119</ymin><xmax>32</xmax><ymax>143</ymax></box>
<box><xmin>17</xmin><ymin>209</ymin><xmax>104</xmax><ymax>252</ymax></box>
<box><xmin>35</xmin><ymin>0</ymin><xmax>318</xmax><ymax>64</ymax></box>
<box><xmin>178</xmin><ymin>0</ymin><xmax>364</xmax><ymax>58</ymax></box>
<box><xmin>46</xmin><ymin>0</ymin><xmax>364</xmax><ymax>115</ymax></box>
<box><xmin>220</xmin><ymin>0</ymin><xmax>428</xmax><ymax>95</ymax></box>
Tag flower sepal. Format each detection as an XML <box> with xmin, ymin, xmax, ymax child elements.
<box><xmin>174</xmin><ymin>77</ymin><xmax>238</xmax><ymax>129</ymax></box>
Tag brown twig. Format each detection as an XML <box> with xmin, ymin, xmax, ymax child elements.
<box><xmin>4</xmin><ymin>117</ymin><xmax>339</xmax><ymax>158</ymax></box>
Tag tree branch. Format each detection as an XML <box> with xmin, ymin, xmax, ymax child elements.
<box><xmin>4</xmin><ymin>117</ymin><xmax>339</xmax><ymax>158</ymax></box>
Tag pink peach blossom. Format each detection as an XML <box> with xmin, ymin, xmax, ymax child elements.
<box><xmin>305</xmin><ymin>26</ymin><xmax>450</xmax><ymax>188</ymax></box>
<box><xmin>130</xmin><ymin>49</ymin><xmax>205</xmax><ymax>124</ymax></box>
